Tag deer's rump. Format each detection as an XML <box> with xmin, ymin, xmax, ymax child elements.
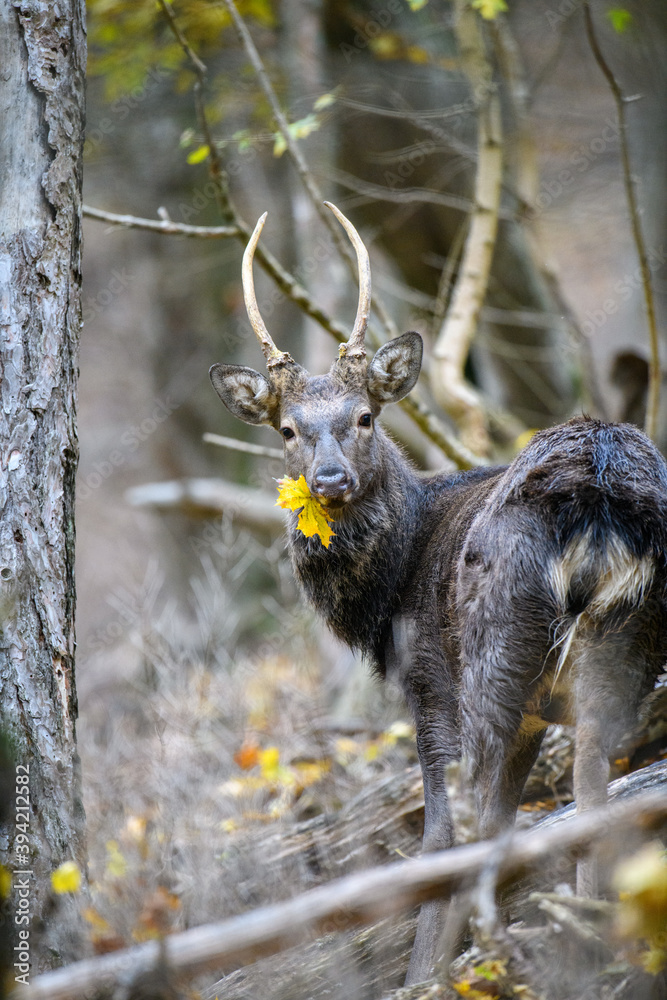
<box><xmin>457</xmin><ymin>416</ymin><xmax>667</xmax><ymax>736</ymax></box>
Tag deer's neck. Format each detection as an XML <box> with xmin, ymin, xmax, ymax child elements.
<box><xmin>287</xmin><ymin>432</ymin><xmax>422</xmax><ymax>669</ymax></box>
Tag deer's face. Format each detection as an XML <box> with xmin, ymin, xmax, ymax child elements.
<box><xmin>210</xmin><ymin>332</ymin><xmax>423</xmax><ymax>507</ymax></box>
<box><xmin>209</xmin><ymin>203</ymin><xmax>422</xmax><ymax>507</ymax></box>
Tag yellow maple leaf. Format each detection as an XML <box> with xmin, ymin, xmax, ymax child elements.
<box><xmin>276</xmin><ymin>476</ymin><xmax>335</xmax><ymax>548</ymax></box>
<box><xmin>51</xmin><ymin>860</ymin><xmax>82</xmax><ymax>894</ymax></box>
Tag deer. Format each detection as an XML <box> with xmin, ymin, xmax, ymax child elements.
<box><xmin>210</xmin><ymin>203</ymin><xmax>667</xmax><ymax>985</ymax></box>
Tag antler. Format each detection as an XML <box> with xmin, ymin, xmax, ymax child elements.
<box><xmin>242</xmin><ymin>213</ymin><xmax>293</xmax><ymax>366</ymax></box>
<box><xmin>324</xmin><ymin>202</ymin><xmax>370</xmax><ymax>359</ymax></box>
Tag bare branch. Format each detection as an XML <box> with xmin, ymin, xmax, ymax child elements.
<box><xmin>157</xmin><ymin>0</ymin><xmax>206</xmax><ymax>75</ymax></box>
<box><xmin>17</xmin><ymin>789</ymin><xmax>667</xmax><ymax>1000</ymax></box>
<box><xmin>583</xmin><ymin>2</ymin><xmax>661</xmax><ymax>440</ymax></box>
<box><xmin>82</xmin><ymin>205</ymin><xmax>239</xmax><ymax>238</ymax></box>
<box><xmin>126</xmin><ymin>478</ymin><xmax>285</xmax><ymax>531</ymax></box>
<box><xmin>203</xmin><ymin>432</ymin><xmax>283</xmax><ymax>460</ymax></box>
<box><xmin>432</xmin><ymin>0</ymin><xmax>504</xmax><ymax>456</ymax></box>
<box><xmin>400</xmin><ymin>392</ymin><xmax>484</xmax><ymax>470</ymax></box>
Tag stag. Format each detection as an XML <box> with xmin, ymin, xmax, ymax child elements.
<box><xmin>210</xmin><ymin>203</ymin><xmax>667</xmax><ymax>984</ymax></box>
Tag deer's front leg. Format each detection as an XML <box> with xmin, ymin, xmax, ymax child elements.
<box><xmin>389</xmin><ymin>616</ymin><xmax>460</xmax><ymax>985</ymax></box>
<box><xmin>405</xmin><ymin>705</ymin><xmax>458</xmax><ymax>986</ymax></box>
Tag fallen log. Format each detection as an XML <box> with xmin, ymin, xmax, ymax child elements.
<box><xmin>15</xmin><ymin>784</ymin><xmax>667</xmax><ymax>1000</ymax></box>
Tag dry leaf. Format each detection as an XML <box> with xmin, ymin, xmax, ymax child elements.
<box><xmin>234</xmin><ymin>741</ymin><xmax>261</xmax><ymax>770</ymax></box>
<box><xmin>276</xmin><ymin>475</ymin><xmax>335</xmax><ymax>548</ymax></box>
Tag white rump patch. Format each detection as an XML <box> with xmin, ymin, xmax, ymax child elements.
<box><xmin>549</xmin><ymin>532</ymin><xmax>654</xmax><ymax>685</ymax></box>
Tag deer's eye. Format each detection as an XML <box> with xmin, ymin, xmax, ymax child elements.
<box><xmin>359</xmin><ymin>413</ymin><xmax>372</xmax><ymax>428</ymax></box>
<box><xmin>281</xmin><ymin>427</ymin><xmax>295</xmax><ymax>440</ymax></box>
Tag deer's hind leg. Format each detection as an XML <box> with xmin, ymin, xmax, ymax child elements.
<box><xmin>456</xmin><ymin>521</ymin><xmax>557</xmax><ymax>840</ymax></box>
<box><xmin>571</xmin><ymin>605</ymin><xmax>666</xmax><ymax>895</ymax></box>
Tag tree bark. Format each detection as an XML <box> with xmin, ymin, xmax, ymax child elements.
<box><xmin>0</xmin><ymin>0</ymin><xmax>86</xmax><ymax>970</ymax></box>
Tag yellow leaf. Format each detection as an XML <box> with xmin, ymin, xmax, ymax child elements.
<box><xmin>105</xmin><ymin>840</ymin><xmax>127</xmax><ymax>879</ymax></box>
<box><xmin>515</xmin><ymin>428</ymin><xmax>537</xmax><ymax>451</ymax></box>
<box><xmin>641</xmin><ymin>943</ymin><xmax>667</xmax><ymax>975</ymax></box>
<box><xmin>83</xmin><ymin>906</ymin><xmax>112</xmax><ymax>934</ymax></box>
<box><xmin>51</xmin><ymin>860</ymin><xmax>82</xmax><ymax>894</ymax></box>
<box><xmin>123</xmin><ymin>815</ymin><xmax>147</xmax><ymax>843</ymax></box>
<box><xmin>313</xmin><ymin>92</ymin><xmax>336</xmax><ymax>111</ymax></box>
<box><xmin>0</xmin><ymin>865</ymin><xmax>11</xmax><ymax>899</ymax></box>
<box><xmin>336</xmin><ymin>736</ymin><xmax>359</xmax><ymax>757</ymax></box>
<box><xmin>275</xmin><ymin>474</ymin><xmax>311</xmax><ymax>510</ymax></box>
<box><xmin>614</xmin><ymin>841</ymin><xmax>667</xmax><ymax>939</ymax></box>
<box><xmin>293</xmin><ymin>759</ymin><xmax>330</xmax><ymax>788</ymax></box>
<box><xmin>259</xmin><ymin>746</ymin><xmax>281</xmax><ymax>779</ymax></box>
<box><xmin>472</xmin><ymin>0</ymin><xmax>508</xmax><ymax>18</ymax></box>
<box><xmin>186</xmin><ymin>144</ymin><xmax>210</xmax><ymax>165</ymax></box>
<box><xmin>276</xmin><ymin>476</ymin><xmax>335</xmax><ymax>547</ymax></box>
<box><xmin>474</xmin><ymin>958</ymin><xmax>507</xmax><ymax>980</ymax></box>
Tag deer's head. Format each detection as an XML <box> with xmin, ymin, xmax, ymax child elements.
<box><xmin>210</xmin><ymin>203</ymin><xmax>422</xmax><ymax>508</ymax></box>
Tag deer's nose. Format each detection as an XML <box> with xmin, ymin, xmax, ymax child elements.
<box><xmin>312</xmin><ymin>464</ymin><xmax>350</xmax><ymax>498</ymax></box>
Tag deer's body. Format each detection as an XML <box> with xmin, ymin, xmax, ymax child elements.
<box><xmin>211</xmin><ymin>205</ymin><xmax>667</xmax><ymax>985</ymax></box>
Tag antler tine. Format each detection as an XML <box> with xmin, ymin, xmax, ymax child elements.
<box><xmin>242</xmin><ymin>213</ymin><xmax>292</xmax><ymax>366</ymax></box>
<box><xmin>324</xmin><ymin>202</ymin><xmax>370</xmax><ymax>358</ymax></box>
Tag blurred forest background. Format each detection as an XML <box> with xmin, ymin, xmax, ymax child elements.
<box><xmin>69</xmin><ymin>0</ymin><xmax>667</xmax><ymax>995</ymax></box>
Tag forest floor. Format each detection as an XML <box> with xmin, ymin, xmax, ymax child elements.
<box><xmin>68</xmin><ymin>611</ymin><xmax>667</xmax><ymax>1000</ymax></box>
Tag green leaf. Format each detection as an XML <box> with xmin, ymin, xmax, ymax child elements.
<box><xmin>404</xmin><ymin>0</ymin><xmax>428</xmax><ymax>9</ymax></box>
<box><xmin>607</xmin><ymin>7</ymin><xmax>632</xmax><ymax>33</ymax></box>
<box><xmin>233</xmin><ymin>129</ymin><xmax>253</xmax><ymax>152</ymax></box>
<box><xmin>313</xmin><ymin>92</ymin><xmax>336</xmax><ymax>112</ymax></box>
<box><xmin>273</xmin><ymin>114</ymin><xmax>321</xmax><ymax>157</ymax></box>
<box><xmin>186</xmin><ymin>144</ymin><xmax>210</xmax><ymax>165</ymax></box>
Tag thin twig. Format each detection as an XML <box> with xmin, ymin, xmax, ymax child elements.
<box><xmin>430</xmin><ymin>215</ymin><xmax>469</xmax><ymax>339</ymax></box>
<box><xmin>17</xmin><ymin>790</ymin><xmax>667</xmax><ymax>1000</ymax></box>
<box><xmin>82</xmin><ymin>205</ymin><xmax>239</xmax><ymax>238</ymax></box>
<box><xmin>329</xmin><ymin>168</ymin><xmax>481</xmax><ymax>217</ymax></box>
<box><xmin>583</xmin><ymin>2</ymin><xmax>660</xmax><ymax>440</ymax></box>
<box><xmin>158</xmin><ymin>0</ymin><xmax>234</xmax><ymax>224</ymax></box>
<box><xmin>221</xmin><ymin>0</ymin><xmax>399</xmax><ymax>340</ymax></box>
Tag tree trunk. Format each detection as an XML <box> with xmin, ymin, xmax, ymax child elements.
<box><xmin>0</xmin><ymin>0</ymin><xmax>86</xmax><ymax>971</ymax></box>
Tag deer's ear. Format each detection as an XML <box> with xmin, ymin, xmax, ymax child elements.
<box><xmin>367</xmin><ymin>332</ymin><xmax>423</xmax><ymax>404</ymax></box>
<box><xmin>209</xmin><ymin>364</ymin><xmax>279</xmax><ymax>426</ymax></box>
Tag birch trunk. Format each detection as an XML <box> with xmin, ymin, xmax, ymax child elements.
<box><xmin>0</xmin><ymin>0</ymin><xmax>86</xmax><ymax>970</ymax></box>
